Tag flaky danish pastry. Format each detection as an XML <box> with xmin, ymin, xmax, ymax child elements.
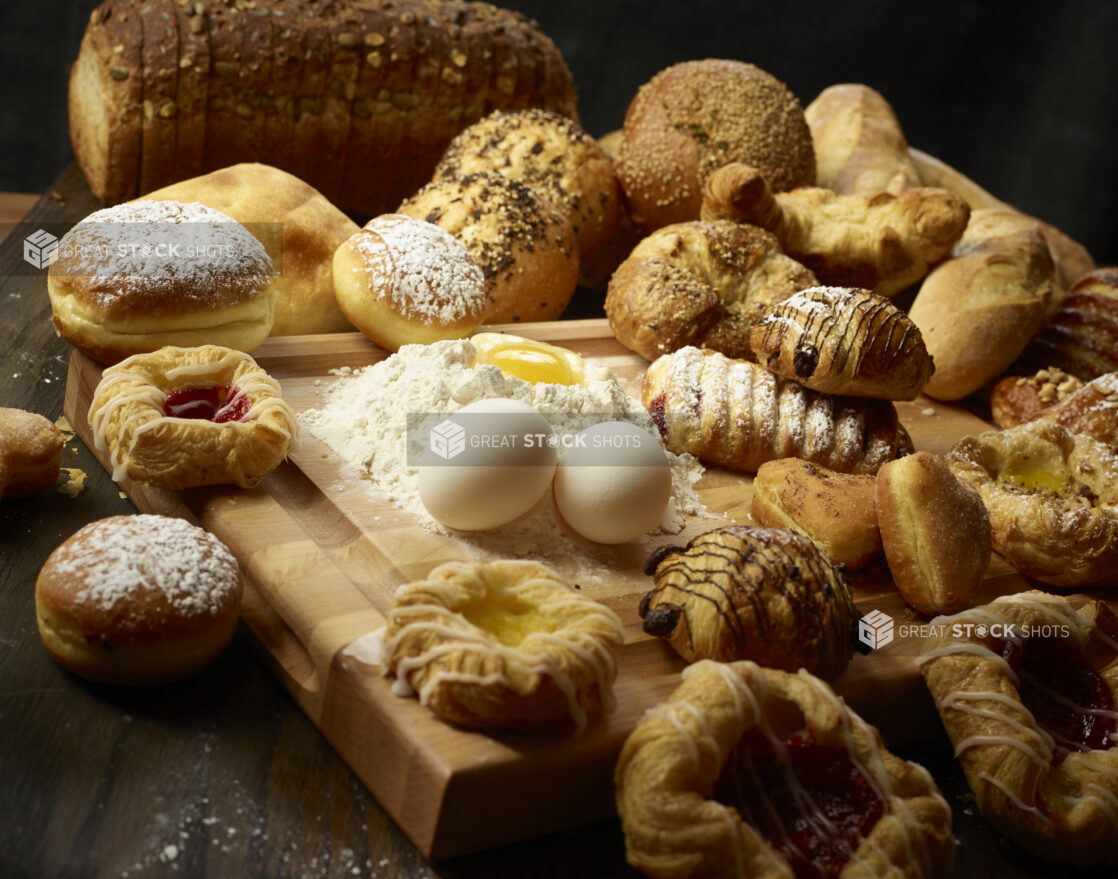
<box><xmin>750</xmin><ymin>286</ymin><xmax>934</xmax><ymax>399</ymax></box>
<box><xmin>946</xmin><ymin>421</ymin><xmax>1118</xmax><ymax>587</ymax></box>
<box><xmin>638</xmin><ymin>526</ymin><xmax>858</xmax><ymax>681</ymax></box>
<box><xmin>615</xmin><ymin>659</ymin><xmax>955</xmax><ymax>879</ymax></box>
<box><xmin>990</xmin><ymin>367</ymin><xmax>1084</xmax><ymax>430</ymax></box>
<box><xmin>381</xmin><ymin>560</ymin><xmax>625</xmax><ymax>732</ymax></box>
<box><xmin>918</xmin><ymin>592</ymin><xmax>1118</xmax><ymax>865</ymax></box>
<box><xmin>605</xmin><ymin>220</ymin><xmax>817</xmax><ymax>362</ymax></box>
<box><xmin>88</xmin><ymin>345</ymin><xmax>297</xmax><ymax>490</ymax></box>
<box><xmin>642</xmin><ymin>346</ymin><xmax>913</xmax><ymax>475</ymax></box>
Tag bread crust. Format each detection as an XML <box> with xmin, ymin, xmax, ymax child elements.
<box><xmin>399</xmin><ymin>171</ymin><xmax>579</xmax><ymax>323</ymax></box>
<box><xmin>617</xmin><ymin>59</ymin><xmax>814</xmax><ymax>232</ymax></box>
<box><xmin>605</xmin><ymin>220</ymin><xmax>817</xmax><ymax>362</ymax></box>
<box><xmin>751</xmin><ymin>459</ymin><xmax>881</xmax><ymax>570</ymax></box>
<box><xmin>72</xmin><ymin>0</ymin><xmax>579</xmax><ymax>216</ymax></box>
<box><xmin>876</xmin><ymin>451</ymin><xmax>991</xmax><ymax>616</ymax></box>
<box><xmin>0</xmin><ymin>409</ymin><xmax>64</xmax><ymax>501</ymax></box>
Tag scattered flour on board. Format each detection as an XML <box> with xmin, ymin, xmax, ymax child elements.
<box><xmin>299</xmin><ymin>340</ymin><xmax>709</xmax><ymax>575</ymax></box>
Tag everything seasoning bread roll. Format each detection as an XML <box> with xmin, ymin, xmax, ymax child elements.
<box><xmin>69</xmin><ymin>0</ymin><xmax>578</xmax><ymax>215</ymax></box>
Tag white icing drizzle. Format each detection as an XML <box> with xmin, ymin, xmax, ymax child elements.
<box><xmin>976</xmin><ymin>772</ymin><xmax>1054</xmax><ymax>826</ymax></box>
<box><xmin>381</xmin><ymin>567</ymin><xmax>625</xmax><ymax>732</ymax></box>
<box><xmin>1079</xmin><ymin>783</ymin><xmax>1118</xmax><ymax>827</ymax></box>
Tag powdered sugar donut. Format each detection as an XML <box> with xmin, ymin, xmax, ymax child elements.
<box><xmin>47</xmin><ymin>200</ymin><xmax>276</xmax><ymax>365</ymax></box>
<box><xmin>333</xmin><ymin>214</ymin><xmax>487</xmax><ymax>352</ymax></box>
<box><xmin>35</xmin><ymin>515</ymin><xmax>243</xmax><ymax>685</ymax></box>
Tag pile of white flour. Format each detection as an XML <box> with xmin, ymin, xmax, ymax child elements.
<box><xmin>300</xmin><ymin>339</ymin><xmax>707</xmax><ymax>564</ymax></box>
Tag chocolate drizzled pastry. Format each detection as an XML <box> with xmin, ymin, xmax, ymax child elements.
<box><xmin>639</xmin><ymin>525</ymin><xmax>858</xmax><ymax>680</ymax></box>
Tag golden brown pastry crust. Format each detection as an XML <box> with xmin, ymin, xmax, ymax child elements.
<box><xmin>140</xmin><ymin>163</ymin><xmax>359</xmax><ymax>337</ymax></box>
<box><xmin>432</xmin><ymin>109</ymin><xmax>623</xmax><ymax>271</ymax></box>
<box><xmin>398</xmin><ymin>171</ymin><xmax>579</xmax><ymax>323</ymax></box>
<box><xmin>1035</xmin><ymin>372</ymin><xmax>1118</xmax><ymax>448</ymax></box>
<box><xmin>605</xmin><ymin>220</ymin><xmax>817</xmax><ymax>362</ymax></box>
<box><xmin>638</xmin><ymin>526</ymin><xmax>858</xmax><ymax>680</ymax></box>
<box><xmin>749</xmin><ymin>286</ymin><xmax>934</xmax><ymax>399</ymax></box>
<box><xmin>876</xmin><ymin>452</ymin><xmax>991</xmax><ymax>616</ymax></box>
<box><xmin>642</xmin><ymin>346</ymin><xmax>913</xmax><ymax>475</ymax></box>
<box><xmin>701</xmin><ymin>162</ymin><xmax>969</xmax><ymax>298</ymax></box>
<box><xmin>617</xmin><ymin>59</ymin><xmax>815</xmax><ymax>232</ymax></box>
<box><xmin>0</xmin><ymin>408</ymin><xmax>64</xmax><ymax>501</ymax></box>
<box><xmin>805</xmin><ymin>83</ymin><xmax>921</xmax><ymax>196</ymax></box>
<box><xmin>35</xmin><ymin>514</ymin><xmax>243</xmax><ymax>685</ymax></box>
<box><xmin>751</xmin><ymin>459</ymin><xmax>881</xmax><ymax>570</ymax></box>
<box><xmin>47</xmin><ymin>201</ymin><xmax>277</xmax><ymax>365</ymax></box>
<box><xmin>88</xmin><ymin>345</ymin><xmax>298</xmax><ymax>490</ymax></box>
<box><xmin>382</xmin><ymin>560</ymin><xmax>626</xmax><ymax>732</ymax></box>
<box><xmin>946</xmin><ymin>421</ymin><xmax>1118</xmax><ymax>587</ymax></box>
<box><xmin>990</xmin><ymin>367</ymin><xmax>1084</xmax><ymax>430</ymax></box>
<box><xmin>1016</xmin><ymin>267</ymin><xmax>1118</xmax><ymax>379</ymax></box>
<box><xmin>615</xmin><ymin>659</ymin><xmax>955</xmax><ymax>879</ymax></box>
<box><xmin>919</xmin><ymin>592</ymin><xmax>1118</xmax><ymax>865</ymax></box>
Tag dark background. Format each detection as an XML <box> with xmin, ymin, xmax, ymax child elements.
<box><xmin>2</xmin><ymin>0</ymin><xmax>1116</xmax><ymax>263</ymax></box>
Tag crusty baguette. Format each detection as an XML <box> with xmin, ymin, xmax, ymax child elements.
<box><xmin>909</xmin><ymin>209</ymin><xmax>1056</xmax><ymax>401</ymax></box>
<box><xmin>805</xmin><ymin>83</ymin><xmax>920</xmax><ymax>196</ymax></box>
<box><xmin>70</xmin><ymin>0</ymin><xmax>578</xmax><ymax>217</ymax></box>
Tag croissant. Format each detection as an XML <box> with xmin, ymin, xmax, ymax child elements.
<box><xmin>750</xmin><ymin>285</ymin><xmax>934</xmax><ymax>399</ymax></box>
<box><xmin>638</xmin><ymin>525</ymin><xmax>859</xmax><ymax>681</ymax></box>
<box><xmin>701</xmin><ymin>162</ymin><xmax>969</xmax><ymax>297</ymax></box>
<box><xmin>642</xmin><ymin>346</ymin><xmax>913</xmax><ymax>474</ymax></box>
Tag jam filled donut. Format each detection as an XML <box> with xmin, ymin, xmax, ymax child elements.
<box><xmin>0</xmin><ymin>408</ymin><xmax>64</xmax><ymax>501</ymax></box>
<box><xmin>35</xmin><ymin>515</ymin><xmax>243</xmax><ymax>685</ymax></box>
<box><xmin>918</xmin><ymin>592</ymin><xmax>1118</xmax><ymax>865</ymax></box>
<box><xmin>615</xmin><ymin>659</ymin><xmax>955</xmax><ymax>879</ymax></box>
<box><xmin>332</xmin><ymin>214</ymin><xmax>488</xmax><ymax>352</ymax></box>
<box><xmin>47</xmin><ymin>200</ymin><xmax>276</xmax><ymax>365</ymax></box>
<box><xmin>88</xmin><ymin>345</ymin><xmax>297</xmax><ymax>490</ymax></box>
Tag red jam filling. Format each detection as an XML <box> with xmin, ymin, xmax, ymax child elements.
<box><xmin>1002</xmin><ymin>635</ymin><xmax>1118</xmax><ymax>764</ymax></box>
<box><xmin>162</xmin><ymin>385</ymin><xmax>250</xmax><ymax>423</ymax></box>
<box><xmin>714</xmin><ymin>730</ymin><xmax>885</xmax><ymax>879</ymax></box>
<box><xmin>647</xmin><ymin>393</ymin><xmax>668</xmax><ymax>440</ymax></box>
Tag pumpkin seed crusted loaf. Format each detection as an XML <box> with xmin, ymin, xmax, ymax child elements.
<box><xmin>70</xmin><ymin>0</ymin><xmax>579</xmax><ymax>216</ymax></box>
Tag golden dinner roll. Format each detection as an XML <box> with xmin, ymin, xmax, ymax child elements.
<box><xmin>333</xmin><ymin>214</ymin><xmax>488</xmax><ymax>352</ymax></box>
<box><xmin>141</xmin><ymin>163</ymin><xmax>358</xmax><ymax>336</ymax></box>
<box><xmin>35</xmin><ymin>515</ymin><xmax>243</xmax><ymax>685</ymax></box>
<box><xmin>47</xmin><ymin>201</ymin><xmax>276</xmax><ymax>365</ymax></box>
<box><xmin>398</xmin><ymin>171</ymin><xmax>580</xmax><ymax>323</ymax></box>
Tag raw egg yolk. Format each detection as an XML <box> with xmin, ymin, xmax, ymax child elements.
<box><xmin>471</xmin><ymin>333</ymin><xmax>585</xmax><ymax>386</ymax></box>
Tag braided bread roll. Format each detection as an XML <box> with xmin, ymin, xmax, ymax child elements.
<box><xmin>641</xmin><ymin>346</ymin><xmax>913</xmax><ymax>474</ymax></box>
<box><xmin>750</xmin><ymin>286</ymin><xmax>934</xmax><ymax>399</ymax></box>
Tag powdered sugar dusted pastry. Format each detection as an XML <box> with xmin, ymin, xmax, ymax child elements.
<box><xmin>35</xmin><ymin>515</ymin><xmax>242</xmax><ymax>685</ymax></box>
<box><xmin>88</xmin><ymin>345</ymin><xmax>297</xmax><ymax>490</ymax></box>
<box><xmin>47</xmin><ymin>200</ymin><xmax>276</xmax><ymax>364</ymax></box>
<box><xmin>0</xmin><ymin>408</ymin><xmax>64</xmax><ymax>501</ymax></box>
<box><xmin>946</xmin><ymin>421</ymin><xmax>1118</xmax><ymax>587</ymax></box>
<box><xmin>918</xmin><ymin>591</ymin><xmax>1118</xmax><ymax>865</ymax></box>
<box><xmin>750</xmin><ymin>286</ymin><xmax>934</xmax><ymax>399</ymax></box>
<box><xmin>333</xmin><ymin>214</ymin><xmax>487</xmax><ymax>352</ymax></box>
<box><xmin>381</xmin><ymin>560</ymin><xmax>625</xmax><ymax>732</ymax></box>
<box><xmin>639</xmin><ymin>525</ymin><xmax>858</xmax><ymax>680</ymax></box>
<box><xmin>642</xmin><ymin>346</ymin><xmax>913</xmax><ymax>475</ymax></box>
<box><xmin>615</xmin><ymin>659</ymin><xmax>955</xmax><ymax>879</ymax></box>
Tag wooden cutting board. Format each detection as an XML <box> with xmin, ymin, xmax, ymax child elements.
<box><xmin>63</xmin><ymin>320</ymin><xmax>1033</xmax><ymax>860</ymax></box>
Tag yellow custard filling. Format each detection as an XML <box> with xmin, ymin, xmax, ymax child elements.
<box><xmin>460</xmin><ymin>590</ymin><xmax>557</xmax><ymax>647</ymax></box>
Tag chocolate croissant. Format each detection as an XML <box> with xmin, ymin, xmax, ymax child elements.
<box><xmin>638</xmin><ymin>525</ymin><xmax>859</xmax><ymax>680</ymax></box>
<box><xmin>750</xmin><ymin>286</ymin><xmax>934</xmax><ymax>399</ymax></box>
<box><xmin>642</xmin><ymin>345</ymin><xmax>913</xmax><ymax>474</ymax></box>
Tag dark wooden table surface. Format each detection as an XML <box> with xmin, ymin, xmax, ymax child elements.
<box><xmin>0</xmin><ymin>166</ymin><xmax>1108</xmax><ymax>879</ymax></box>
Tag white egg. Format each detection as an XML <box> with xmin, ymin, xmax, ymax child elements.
<box><xmin>553</xmin><ymin>421</ymin><xmax>672</xmax><ymax>544</ymax></box>
<box><xmin>418</xmin><ymin>397</ymin><xmax>557</xmax><ymax>531</ymax></box>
